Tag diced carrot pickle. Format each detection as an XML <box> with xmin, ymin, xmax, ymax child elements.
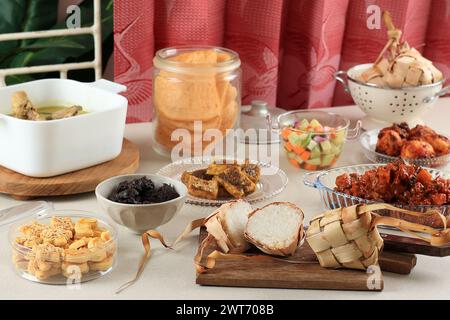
<box><xmin>303</xmin><ymin>163</ymin><xmax>318</xmax><ymax>170</ymax></box>
<box><xmin>289</xmin><ymin>158</ymin><xmax>300</xmax><ymax>168</ymax></box>
<box><xmin>314</xmin><ymin>126</ymin><xmax>324</xmax><ymax>133</ymax></box>
<box><xmin>281</xmin><ymin>128</ymin><xmax>291</xmax><ymax>139</ymax></box>
<box><xmin>293</xmin><ymin>146</ymin><xmax>305</xmax><ymax>156</ymax></box>
<box><xmin>284</xmin><ymin>142</ymin><xmax>294</xmax><ymax>152</ymax></box>
<box><xmin>300</xmin><ymin>151</ymin><xmax>311</xmax><ymax>161</ymax></box>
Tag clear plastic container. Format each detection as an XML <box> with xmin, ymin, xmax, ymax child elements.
<box><xmin>4</xmin><ymin>202</ymin><xmax>117</xmax><ymax>285</ymax></box>
<box><xmin>151</xmin><ymin>46</ymin><xmax>241</xmax><ymax>157</ymax></box>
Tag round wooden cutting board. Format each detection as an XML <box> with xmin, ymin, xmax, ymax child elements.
<box><xmin>0</xmin><ymin>139</ymin><xmax>140</xmax><ymax>200</ymax></box>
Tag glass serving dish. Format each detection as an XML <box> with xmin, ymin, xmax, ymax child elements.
<box><xmin>157</xmin><ymin>156</ymin><xmax>288</xmax><ymax>206</ymax></box>
<box><xmin>360</xmin><ymin>129</ymin><xmax>450</xmax><ymax>168</ymax></box>
<box><xmin>4</xmin><ymin>202</ymin><xmax>117</xmax><ymax>285</ymax></box>
<box><xmin>303</xmin><ymin>163</ymin><xmax>449</xmax><ymax>227</ymax></box>
<box><xmin>267</xmin><ymin>110</ymin><xmax>361</xmax><ymax>171</ymax></box>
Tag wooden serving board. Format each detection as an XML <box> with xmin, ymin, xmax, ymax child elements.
<box><xmin>0</xmin><ymin>139</ymin><xmax>140</xmax><ymax>200</ymax></box>
<box><xmin>381</xmin><ymin>232</ymin><xmax>450</xmax><ymax>257</ymax></box>
<box><xmin>196</xmin><ymin>229</ymin><xmax>416</xmax><ymax>291</ymax></box>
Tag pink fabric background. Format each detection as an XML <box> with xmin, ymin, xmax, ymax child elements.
<box><xmin>114</xmin><ymin>0</ymin><xmax>450</xmax><ymax>123</ymax></box>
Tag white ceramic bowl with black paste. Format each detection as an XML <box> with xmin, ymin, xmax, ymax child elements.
<box><xmin>95</xmin><ymin>174</ymin><xmax>188</xmax><ymax>233</ymax></box>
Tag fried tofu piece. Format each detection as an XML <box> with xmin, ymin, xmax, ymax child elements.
<box><xmin>182</xmin><ymin>169</ymin><xmax>213</xmax><ymax>184</ymax></box>
<box><xmin>186</xmin><ymin>175</ymin><xmax>219</xmax><ymax>200</ymax></box>
<box><xmin>215</xmin><ymin>166</ymin><xmax>256</xmax><ymax>198</ymax></box>
<box><xmin>206</xmin><ymin>163</ymin><xmax>236</xmax><ymax>176</ymax></box>
<box><xmin>241</xmin><ymin>161</ymin><xmax>261</xmax><ymax>183</ymax></box>
<box><xmin>182</xmin><ymin>161</ymin><xmax>260</xmax><ymax>200</ymax></box>
<box><xmin>217</xmin><ymin>186</ymin><xmax>232</xmax><ymax>199</ymax></box>
<box><xmin>181</xmin><ymin>171</ymin><xmax>192</xmax><ymax>185</ymax></box>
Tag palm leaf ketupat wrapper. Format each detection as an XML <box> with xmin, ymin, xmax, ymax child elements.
<box><xmin>357</xmin><ymin>11</ymin><xmax>443</xmax><ymax>88</ymax></box>
<box><xmin>306</xmin><ymin>203</ymin><xmax>450</xmax><ymax>270</ymax></box>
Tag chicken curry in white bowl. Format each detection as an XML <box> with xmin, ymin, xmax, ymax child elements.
<box><xmin>0</xmin><ymin>79</ymin><xmax>128</xmax><ymax>177</ymax></box>
<box><xmin>10</xmin><ymin>91</ymin><xmax>87</xmax><ymax>121</ymax></box>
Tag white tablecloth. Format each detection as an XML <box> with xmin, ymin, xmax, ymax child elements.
<box><xmin>1</xmin><ymin>100</ymin><xmax>449</xmax><ymax>300</ymax></box>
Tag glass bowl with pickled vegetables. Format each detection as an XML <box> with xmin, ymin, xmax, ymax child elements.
<box><xmin>268</xmin><ymin>111</ymin><xmax>361</xmax><ymax>170</ymax></box>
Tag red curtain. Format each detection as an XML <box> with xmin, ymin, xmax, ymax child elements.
<box><xmin>114</xmin><ymin>0</ymin><xmax>450</xmax><ymax>123</ymax></box>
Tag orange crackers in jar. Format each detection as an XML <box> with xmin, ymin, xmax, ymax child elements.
<box><xmin>152</xmin><ymin>47</ymin><xmax>241</xmax><ymax>156</ymax></box>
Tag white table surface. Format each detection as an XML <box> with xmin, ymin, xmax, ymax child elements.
<box><xmin>1</xmin><ymin>99</ymin><xmax>449</xmax><ymax>300</ymax></box>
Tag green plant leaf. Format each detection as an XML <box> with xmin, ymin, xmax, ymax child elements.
<box><xmin>21</xmin><ymin>0</ymin><xmax>59</xmax><ymax>46</ymax></box>
<box><xmin>0</xmin><ymin>0</ymin><xmax>26</xmax><ymax>62</ymax></box>
<box><xmin>5</xmin><ymin>74</ymin><xmax>36</xmax><ymax>86</ymax></box>
<box><xmin>10</xmin><ymin>52</ymin><xmax>35</xmax><ymax>68</ymax></box>
<box><xmin>24</xmin><ymin>0</ymin><xmax>113</xmax><ymax>48</ymax></box>
<box><xmin>0</xmin><ymin>0</ymin><xmax>59</xmax><ymax>62</ymax></box>
<box><xmin>3</xmin><ymin>0</ymin><xmax>114</xmax><ymax>85</ymax></box>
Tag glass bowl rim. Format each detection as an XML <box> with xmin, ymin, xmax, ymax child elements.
<box><xmin>276</xmin><ymin>110</ymin><xmax>350</xmax><ymax>133</ymax></box>
<box><xmin>305</xmin><ymin>163</ymin><xmax>449</xmax><ymax>211</ymax></box>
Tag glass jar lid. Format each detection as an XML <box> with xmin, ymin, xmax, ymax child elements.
<box><xmin>153</xmin><ymin>46</ymin><xmax>241</xmax><ymax>74</ymax></box>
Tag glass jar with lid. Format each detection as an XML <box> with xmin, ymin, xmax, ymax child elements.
<box><xmin>151</xmin><ymin>46</ymin><xmax>241</xmax><ymax>157</ymax></box>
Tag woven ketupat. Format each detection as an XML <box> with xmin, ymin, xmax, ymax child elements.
<box><xmin>357</xmin><ymin>11</ymin><xmax>443</xmax><ymax>88</ymax></box>
<box><xmin>306</xmin><ymin>203</ymin><xmax>450</xmax><ymax>270</ymax></box>
<box><xmin>307</xmin><ymin>206</ymin><xmax>383</xmax><ymax>270</ymax></box>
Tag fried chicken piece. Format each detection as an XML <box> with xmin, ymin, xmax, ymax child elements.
<box><xmin>409</xmin><ymin>125</ymin><xmax>435</xmax><ymax>139</ymax></box>
<box><xmin>379</xmin><ymin>122</ymin><xmax>410</xmax><ymax>139</ymax></box>
<box><xmin>335</xmin><ymin>173</ymin><xmax>352</xmax><ymax>191</ymax></box>
<box><xmin>11</xmin><ymin>91</ymin><xmax>42</xmax><ymax>120</ymax></box>
<box><xmin>376</xmin><ymin>129</ymin><xmax>404</xmax><ymax>156</ymax></box>
<box><xmin>422</xmin><ymin>134</ymin><xmax>450</xmax><ymax>156</ymax></box>
<box><xmin>408</xmin><ymin>125</ymin><xmax>450</xmax><ymax>156</ymax></box>
<box><xmin>400</xmin><ymin>140</ymin><xmax>435</xmax><ymax>159</ymax></box>
<box><xmin>48</xmin><ymin>105</ymin><xmax>82</xmax><ymax>120</ymax></box>
<box><xmin>376</xmin><ymin>123</ymin><xmax>449</xmax><ymax>158</ymax></box>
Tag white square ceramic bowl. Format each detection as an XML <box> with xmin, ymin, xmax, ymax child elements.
<box><xmin>0</xmin><ymin>79</ymin><xmax>128</xmax><ymax>177</ymax></box>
